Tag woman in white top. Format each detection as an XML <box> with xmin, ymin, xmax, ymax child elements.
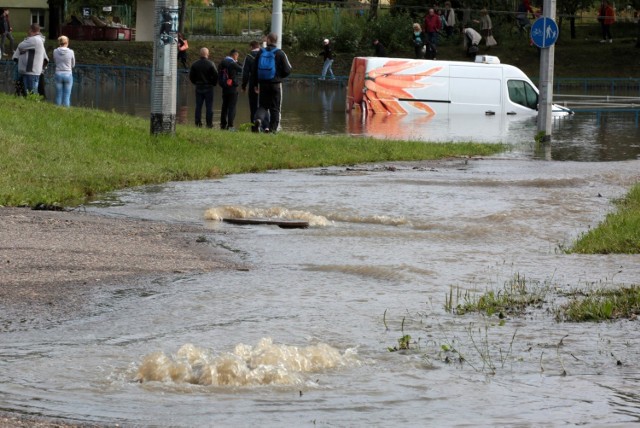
<box><xmin>53</xmin><ymin>35</ymin><xmax>75</xmax><ymax>107</ymax></box>
<box><xmin>478</xmin><ymin>8</ymin><xmax>493</xmax><ymax>39</ymax></box>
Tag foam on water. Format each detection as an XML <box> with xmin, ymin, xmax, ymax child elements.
<box><xmin>136</xmin><ymin>338</ymin><xmax>359</xmax><ymax>387</ymax></box>
<box><xmin>204</xmin><ymin>205</ymin><xmax>330</xmax><ymax>227</ymax></box>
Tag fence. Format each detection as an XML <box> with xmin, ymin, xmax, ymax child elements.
<box><xmin>180</xmin><ymin>4</ymin><xmax>634</xmax><ymax>37</ymax></box>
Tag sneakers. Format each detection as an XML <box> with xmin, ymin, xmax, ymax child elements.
<box><xmin>251</xmin><ymin>119</ymin><xmax>261</xmax><ymax>133</ymax></box>
<box><xmin>318</xmin><ymin>77</ymin><xmax>325</xmax><ymax>80</ymax></box>
<box><xmin>609</xmin><ymin>39</ymin><xmax>613</xmax><ymax>43</ymax></box>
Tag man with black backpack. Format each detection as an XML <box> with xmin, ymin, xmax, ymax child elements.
<box><xmin>250</xmin><ymin>32</ymin><xmax>292</xmax><ymax>133</ymax></box>
<box><xmin>218</xmin><ymin>48</ymin><xmax>243</xmax><ymax>131</ymax></box>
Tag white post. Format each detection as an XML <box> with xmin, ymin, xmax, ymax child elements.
<box><xmin>537</xmin><ymin>0</ymin><xmax>556</xmax><ymax>142</ymax></box>
<box><xmin>272</xmin><ymin>0</ymin><xmax>283</xmax><ymax>49</ymax></box>
<box><xmin>150</xmin><ymin>0</ymin><xmax>179</xmax><ymax>135</ymax></box>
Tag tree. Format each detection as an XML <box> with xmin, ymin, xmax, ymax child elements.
<box><xmin>370</xmin><ymin>0</ymin><xmax>379</xmax><ymax>20</ymax></box>
<box><xmin>557</xmin><ymin>0</ymin><xmax>596</xmax><ymax>39</ymax></box>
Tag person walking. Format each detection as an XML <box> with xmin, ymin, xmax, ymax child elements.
<box><xmin>218</xmin><ymin>48</ymin><xmax>243</xmax><ymax>131</ymax></box>
<box><xmin>318</xmin><ymin>38</ymin><xmax>335</xmax><ymax>80</ymax></box>
<box><xmin>53</xmin><ymin>35</ymin><xmax>75</xmax><ymax>107</ymax></box>
<box><xmin>250</xmin><ymin>32</ymin><xmax>292</xmax><ymax>133</ymax></box>
<box><xmin>13</xmin><ymin>23</ymin><xmax>48</xmax><ymax>95</ymax></box>
<box><xmin>188</xmin><ymin>47</ymin><xmax>218</xmax><ymax>128</ymax></box>
<box><xmin>423</xmin><ymin>8</ymin><xmax>442</xmax><ymax>49</ymax></box>
<box><xmin>0</xmin><ymin>9</ymin><xmax>14</xmax><ymax>57</ymax></box>
<box><xmin>241</xmin><ymin>40</ymin><xmax>261</xmax><ymax>123</ymax></box>
<box><xmin>598</xmin><ymin>0</ymin><xmax>615</xmax><ymax>43</ymax></box>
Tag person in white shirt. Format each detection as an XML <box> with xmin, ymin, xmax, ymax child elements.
<box><xmin>13</xmin><ymin>23</ymin><xmax>48</xmax><ymax>94</ymax></box>
<box><xmin>463</xmin><ymin>26</ymin><xmax>482</xmax><ymax>57</ymax></box>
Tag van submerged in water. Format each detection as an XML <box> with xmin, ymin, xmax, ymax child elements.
<box><xmin>346</xmin><ymin>56</ymin><xmax>572</xmax><ymax>117</ymax></box>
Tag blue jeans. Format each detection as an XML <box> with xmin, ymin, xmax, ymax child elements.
<box><xmin>22</xmin><ymin>74</ymin><xmax>40</xmax><ymax>94</ymax></box>
<box><xmin>55</xmin><ymin>72</ymin><xmax>73</xmax><ymax>106</ymax></box>
<box><xmin>321</xmin><ymin>59</ymin><xmax>334</xmax><ymax>78</ymax></box>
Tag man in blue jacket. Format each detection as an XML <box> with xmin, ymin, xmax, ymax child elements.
<box><xmin>250</xmin><ymin>32</ymin><xmax>292</xmax><ymax>133</ymax></box>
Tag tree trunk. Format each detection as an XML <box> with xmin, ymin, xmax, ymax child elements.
<box><xmin>47</xmin><ymin>0</ymin><xmax>63</xmax><ymax>40</ymax></box>
<box><xmin>179</xmin><ymin>0</ymin><xmax>187</xmax><ymax>34</ymax></box>
<box><xmin>570</xmin><ymin>16</ymin><xmax>576</xmax><ymax>39</ymax></box>
<box><xmin>369</xmin><ymin>0</ymin><xmax>379</xmax><ymax>20</ymax></box>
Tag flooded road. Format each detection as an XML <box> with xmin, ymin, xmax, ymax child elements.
<box><xmin>2</xmin><ymin>62</ymin><xmax>640</xmax><ymax>425</ymax></box>
<box><xmin>2</xmin><ymin>158</ymin><xmax>639</xmax><ymax>426</ymax></box>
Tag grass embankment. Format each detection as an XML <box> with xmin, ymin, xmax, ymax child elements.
<box><xmin>0</xmin><ymin>92</ymin><xmax>505</xmax><ymax>208</ymax></box>
<box><xmin>570</xmin><ymin>184</ymin><xmax>640</xmax><ymax>254</ymax></box>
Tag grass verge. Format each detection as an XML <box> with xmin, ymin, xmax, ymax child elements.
<box><xmin>569</xmin><ymin>184</ymin><xmax>640</xmax><ymax>254</ymax></box>
<box><xmin>0</xmin><ymin>93</ymin><xmax>506</xmax><ymax>208</ymax></box>
<box><xmin>557</xmin><ymin>285</ymin><xmax>640</xmax><ymax>322</ymax></box>
<box><xmin>445</xmin><ymin>274</ymin><xmax>639</xmax><ymax>322</ymax></box>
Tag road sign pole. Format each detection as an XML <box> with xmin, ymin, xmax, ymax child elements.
<box><xmin>537</xmin><ymin>0</ymin><xmax>557</xmax><ymax>142</ymax></box>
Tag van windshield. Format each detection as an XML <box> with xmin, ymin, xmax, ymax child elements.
<box><xmin>507</xmin><ymin>80</ymin><xmax>538</xmax><ymax>110</ymax></box>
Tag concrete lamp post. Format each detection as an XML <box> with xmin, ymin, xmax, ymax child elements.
<box><xmin>150</xmin><ymin>0</ymin><xmax>179</xmax><ymax>135</ymax></box>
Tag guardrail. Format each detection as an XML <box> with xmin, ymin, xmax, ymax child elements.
<box><xmin>553</xmin><ymin>94</ymin><xmax>640</xmax><ymax>112</ymax></box>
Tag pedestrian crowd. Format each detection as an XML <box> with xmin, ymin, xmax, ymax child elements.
<box><xmin>3</xmin><ymin>1</ymin><xmax>625</xmax><ymax>130</ymax></box>
<box><xmin>188</xmin><ymin>32</ymin><xmax>292</xmax><ymax>133</ymax></box>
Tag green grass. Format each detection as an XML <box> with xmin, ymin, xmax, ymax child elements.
<box><xmin>447</xmin><ymin>274</ymin><xmax>640</xmax><ymax>322</ymax></box>
<box><xmin>0</xmin><ymin>93</ymin><xmax>506</xmax><ymax>208</ymax></box>
<box><xmin>557</xmin><ymin>285</ymin><xmax>640</xmax><ymax>321</ymax></box>
<box><xmin>569</xmin><ymin>184</ymin><xmax>640</xmax><ymax>254</ymax></box>
<box><xmin>446</xmin><ymin>273</ymin><xmax>549</xmax><ymax>318</ymax></box>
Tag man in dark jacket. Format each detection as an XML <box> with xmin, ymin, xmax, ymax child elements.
<box><xmin>1</xmin><ymin>9</ymin><xmax>15</xmax><ymax>57</ymax></box>
<box><xmin>250</xmin><ymin>32</ymin><xmax>292</xmax><ymax>133</ymax></box>
<box><xmin>373</xmin><ymin>39</ymin><xmax>387</xmax><ymax>57</ymax></box>
<box><xmin>188</xmin><ymin>47</ymin><xmax>218</xmax><ymax>128</ymax></box>
<box><xmin>241</xmin><ymin>40</ymin><xmax>261</xmax><ymax>123</ymax></box>
<box><xmin>218</xmin><ymin>48</ymin><xmax>243</xmax><ymax>131</ymax></box>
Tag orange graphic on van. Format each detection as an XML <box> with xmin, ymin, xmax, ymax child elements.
<box><xmin>347</xmin><ymin>58</ymin><xmax>442</xmax><ymax>115</ymax></box>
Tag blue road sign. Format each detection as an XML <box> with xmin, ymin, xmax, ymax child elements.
<box><xmin>530</xmin><ymin>17</ymin><xmax>559</xmax><ymax>48</ymax></box>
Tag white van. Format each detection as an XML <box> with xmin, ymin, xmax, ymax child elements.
<box><xmin>346</xmin><ymin>56</ymin><xmax>572</xmax><ymax>117</ymax></box>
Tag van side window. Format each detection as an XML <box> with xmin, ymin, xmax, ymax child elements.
<box><xmin>507</xmin><ymin>80</ymin><xmax>538</xmax><ymax>110</ymax></box>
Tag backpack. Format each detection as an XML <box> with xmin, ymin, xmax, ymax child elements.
<box><xmin>218</xmin><ymin>66</ymin><xmax>233</xmax><ymax>88</ymax></box>
<box><xmin>257</xmin><ymin>47</ymin><xmax>279</xmax><ymax>81</ymax></box>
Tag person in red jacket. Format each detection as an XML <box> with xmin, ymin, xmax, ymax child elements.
<box><xmin>598</xmin><ymin>0</ymin><xmax>615</xmax><ymax>43</ymax></box>
<box><xmin>423</xmin><ymin>8</ymin><xmax>442</xmax><ymax>48</ymax></box>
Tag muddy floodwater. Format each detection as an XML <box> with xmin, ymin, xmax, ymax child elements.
<box><xmin>2</xmin><ymin>65</ymin><xmax>640</xmax><ymax>424</ymax></box>
<box><xmin>2</xmin><ymin>157</ymin><xmax>640</xmax><ymax>426</ymax></box>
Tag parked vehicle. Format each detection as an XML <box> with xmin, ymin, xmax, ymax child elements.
<box><xmin>346</xmin><ymin>55</ymin><xmax>572</xmax><ymax>117</ymax></box>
